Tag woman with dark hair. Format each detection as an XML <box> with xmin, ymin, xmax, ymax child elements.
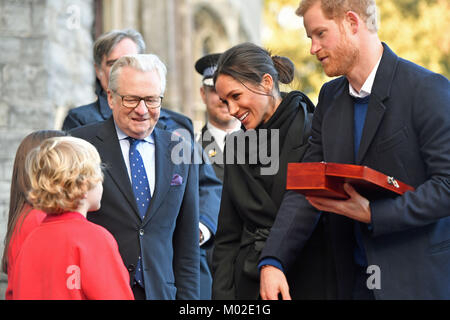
<box><xmin>211</xmin><ymin>42</ymin><xmax>333</xmax><ymax>300</ymax></box>
<box><xmin>2</xmin><ymin>130</ymin><xmax>66</xmax><ymax>299</ymax></box>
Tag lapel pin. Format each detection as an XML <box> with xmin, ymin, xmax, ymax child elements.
<box><xmin>208</xmin><ymin>149</ymin><xmax>217</xmax><ymax>158</ymax></box>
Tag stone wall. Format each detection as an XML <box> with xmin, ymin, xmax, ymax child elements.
<box><xmin>0</xmin><ymin>0</ymin><xmax>95</xmax><ymax>298</ymax></box>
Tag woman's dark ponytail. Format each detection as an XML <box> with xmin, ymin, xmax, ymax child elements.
<box><xmin>271</xmin><ymin>55</ymin><xmax>295</xmax><ymax>84</ymax></box>
<box><xmin>213</xmin><ymin>42</ymin><xmax>295</xmax><ymax>92</ymax></box>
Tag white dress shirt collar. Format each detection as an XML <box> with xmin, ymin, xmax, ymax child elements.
<box><xmin>349</xmin><ymin>55</ymin><xmax>382</xmax><ymax>98</ymax></box>
<box><xmin>206</xmin><ymin>122</ymin><xmax>240</xmax><ymax>152</ymax></box>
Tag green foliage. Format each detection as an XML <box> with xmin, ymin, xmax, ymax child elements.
<box><xmin>263</xmin><ymin>0</ymin><xmax>450</xmax><ymax>103</ymax></box>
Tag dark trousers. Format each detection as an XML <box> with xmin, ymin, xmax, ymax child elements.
<box><xmin>132</xmin><ymin>283</ymin><xmax>146</xmax><ymax>300</ymax></box>
<box><xmin>352</xmin><ymin>265</ymin><xmax>375</xmax><ymax>300</ymax></box>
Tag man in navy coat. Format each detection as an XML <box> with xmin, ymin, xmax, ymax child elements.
<box><xmin>259</xmin><ymin>0</ymin><xmax>450</xmax><ymax>300</ymax></box>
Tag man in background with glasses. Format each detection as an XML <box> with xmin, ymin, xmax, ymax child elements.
<box><xmin>70</xmin><ymin>54</ymin><xmax>200</xmax><ymax>300</ymax></box>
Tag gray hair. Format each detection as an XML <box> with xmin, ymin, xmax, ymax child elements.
<box><xmin>93</xmin><ymin>29</ymin><xmax>146</xmax><ymax>67</ymax></box>
<box><xmin>109</xmin><ymin>54</ymin><xmax>167</xmax><ymax>95</ymax></box>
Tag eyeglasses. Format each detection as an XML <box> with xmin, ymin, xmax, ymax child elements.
<box><xmin>113</xmin><ymin>91</ymin><xmax>163</xmax><ymax>109</ymax></box>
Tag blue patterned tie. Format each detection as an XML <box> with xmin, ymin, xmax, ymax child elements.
<box><xmin>127</xmin><ymin>137</ymin><xmax>151</xmax><ymax>288</ymax></box>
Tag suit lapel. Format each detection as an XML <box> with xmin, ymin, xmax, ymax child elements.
<box><xmin>322</xmin><ymin>82</ymin><xmax>355</xmax><ymax>164</ymax></box>
<box><xmin>143</xmin><ymin>128</ymin><xmax>175</xmax><ymax>225</ymax></box>
<box><xmin>97</xmin><ymin>118</ymin><xmax>140</xmax><ymax>220</ymax></box>
<box><xmin>356</xmin><ymin>96</ymin><xmax>386</xmax><ymax>164</ymax></box>
<box><xmin>356</xmin><ymin>43</ymin><xmax>398</xmax><ymax>164</ymax></box>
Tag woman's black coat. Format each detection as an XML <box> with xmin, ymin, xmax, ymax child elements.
<box><xmin>212</xmin><ymin>91</ymin><xmax>336</xmax><ymax>299</ymax></box>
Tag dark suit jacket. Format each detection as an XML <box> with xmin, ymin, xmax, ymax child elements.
<box><xmin>154</xmin><ymin>111</ymin><xmax>222</xmax><ymax>300</ymax></box>
<box><xmin>155</xmin><ymin>111</ymin><xmax>221</xmax><ymax>243</ymax></box>
<box><xmin>261</xmin><ymin>43</ymin><xmax>450</xmax><ymax>299</ymax></box>
<box><xmin>70</xmin><ymin>117</ymin><xmax>200</xmax><ymax>299</ymax></box>
<box><xmin>200</xmin><ymin>125</ymin><xmax>225</xmax><ymax>182</ymax></box>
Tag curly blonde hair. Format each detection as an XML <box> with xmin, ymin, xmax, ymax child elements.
<box><xmin>296</xmin><ymin>0</ymin><xmax>379</xmax><ymax>32</ymax></box>
<box><xmin>25</xmin><ymin>136</ymin><xmax>103</xmax><ymax>214</ymax></box>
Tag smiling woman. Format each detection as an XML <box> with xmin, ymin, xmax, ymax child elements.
<box><xmin>213</xmin><ymin>42</ymin><xmax>295</xmax><ymax>130</ymax></box>
<box><xmin>210</xmin><ymin>42</ymin><xmax>329</xmax><ymax>300</ymax></box>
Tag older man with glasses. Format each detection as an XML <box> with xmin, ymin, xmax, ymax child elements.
<box><xmin>63</xmin><ymin>28</ymin><xmax>221</xmax><ymax>300</ymax></box>
<box><xmin>70</xmin><ymin>54</ymin><xmax>200</xmax><ymax>300</ymax></box>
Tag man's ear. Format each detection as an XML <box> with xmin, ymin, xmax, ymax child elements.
<box><xmin>345</xmin><ymin>11</ymin><xmax>360</xmax><ymax>34</ymax></box>
<box><xmin>200</xmin><ymin>86</ymin><xmax>207</xmax><ymax>104</ymax></box>
<box><xmin>95</xmin><ymin>65</ymin><xmax>104</xmax><ymax>81</ymax></box>
<box><xmin>106</xmin><ymin>89</ymin><xmax>114</xmax><ymax>110</ymax></box>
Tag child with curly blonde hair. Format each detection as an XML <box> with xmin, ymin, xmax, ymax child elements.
<box><xmin>3</xmin><ymin>130</ymin><xmax>66</xmax><ymax>300</ymax></box>
<box><xmin>10</xmin><ymin>136</ymin><xmax>134</xmax><ymax>300</ymax></box>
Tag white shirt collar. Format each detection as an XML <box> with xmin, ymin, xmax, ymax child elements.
<box><xmin>206</xmin><ymin>122</ymin><xmax>240</xmax><ymax>152</ymax></box>
<box><xmin>349</xmin><ymin>55</ymin><xmax>382</xmax><ymax>98</ymax></box>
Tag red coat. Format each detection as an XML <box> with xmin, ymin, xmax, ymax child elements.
<box><xmin>5</xmin><ymin>205</ymin><xmax>46</xmax><ymax>300</ymax></box>
<box><xmin>10</xmin><ymin>211</ymin><xmax>134</xmax><ymax>300</ymax></box>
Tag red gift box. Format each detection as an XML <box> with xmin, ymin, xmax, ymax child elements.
<box><xmin>287</xmin><ymin>162</ymin><xmax>415</xmax><ymax>199</ymax></box>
